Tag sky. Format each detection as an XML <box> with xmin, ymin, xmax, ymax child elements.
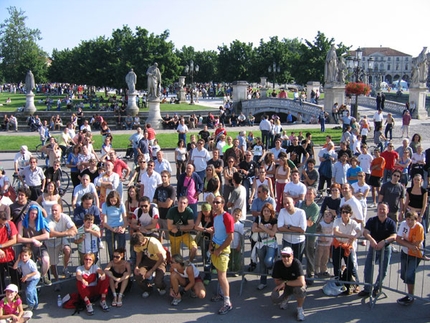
<box><xmin>1</xmin><ymin>0</ymin><xmax>428</xmax><ymax>58</ymax></box>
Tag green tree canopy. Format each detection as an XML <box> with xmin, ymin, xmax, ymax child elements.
<box><xmin>0</xmin><ymin>6</ymin><xmax>48</xmax><ymax>84</ymax></box>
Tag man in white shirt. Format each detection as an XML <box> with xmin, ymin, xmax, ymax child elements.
<box><xmin>277</xmin><ymin>197</ymin><xmax>307</xmax><ymax>262</ymax></box>
<box><xmin>129</xmin><ymin>127</ymin><xmax>143</xmax><ymax>165</ymax></box>
<box><xmin>284</xmin><ymin>169</ymin><xmax>306</xmax><ymax>206</ymax></box>
<box><xmin>358</xmin><ymin>144</ymin><xmax>373</xmax><ymax>182</ymax></box>
<box><xmin>140</xmin><ymin>160</ymin><xmax>162</xmax><ymax>201</ymax></box>
<box><xmin>227</xmin><ymin>172</ymin><xmax>247</xmax><ymax>220</ymax></box>
<box><xmin>259</xmin><ymin>115</ymin><xmax>272</xmax><ymax>149</ymax></box>
<box><xmin>176</xmin><ymin>118</ymin><xmax>189</xmax><ymax>144</ymax></box>
<box><xmin>46</xmin><ymin>204</ymin><xmax>77</xmax><ymax>285</ymax></box>
<box><xmin>72</xmin><ymin>174</ymin><xmax>99</xmax><ymax>209</ymax></box>
<box><xmin>154</xmin><ymin>151</ymin><xmax>172</xmax><ymax>174</ymax></box>
<box><xmin>191</xmin><ymin>139</ymin><xmax>211</xmax><ymax>181</ymax></box>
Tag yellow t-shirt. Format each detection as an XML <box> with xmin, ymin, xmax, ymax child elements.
<box><xmin>134</xmin><ymin>237</ymin><xmax>166</xmax><ymax>261</ymax></box>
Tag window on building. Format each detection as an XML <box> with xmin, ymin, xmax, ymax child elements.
<box><xmin>396</xmin><ymin>64</ymin><xmax>399</xmax><ymax>71</ymax></box>
<box><xmin>405</xmin><ymin>57</ymin><xmax>409</xmax><ymax>61</ymax></box>
<box><xmin>396</xmin><ymin>57</ymin><xmax>400</xmax><ymax>61</ymax></box>
<box><xmin>405</xmin><ymin>64</ymin><xmax>408</xmax><ymax>71</ymax></box>
<box><xmin>387</xmin><ymin>64</ymin><xmax>391</xmax><ymax>71</ymax></box>
<box><xmin>388</xmin><ymin>57</ymin><xmax>391</xmax><ymax>61</ymax></box>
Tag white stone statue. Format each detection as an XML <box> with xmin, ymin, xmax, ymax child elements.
<box><xmin>417</xmin><ymin>47</ymin><xmax>428</xmax><ymax>84</ymax></box>
<box><xmin>325</xmin><ymin>45</ymin><xmax>338</xmax><ymax>84</ymax></box>
<box><xmin>146</xmin><ymin>63</ymin><xmax>162</xmax><ymax>100</ymax></box>
<box><xmin>125</xmin><ymin>69</ymin><xmax>137</xmax><ymax>94</ymax></box>
<box><xmin>337</xmin><ymin>56</ymin><xmax>346</xmax><ymax>84</ymax></box>
<box><xmin>25</xmin><ymin>70</ymin><xmax>35</xmax><ymax>94</ymax></box>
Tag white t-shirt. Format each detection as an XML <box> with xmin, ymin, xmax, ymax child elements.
<box><xmin>140</xmin><ymin>171</ymin><xmax>162</xmax><ymax>201</ymax></box>
<box><xmin>191</xmin><ymin>147</ymin><xmax>211</xmax><ymax>172</ymax></box>
<box><xmin>277</xmin><ymin>208</ymin><xmax>307</xmax><ymax>243</ymax></box>
<box><xmin>46</xmin><ymin>213</ymin><xmax>75</xmax><ymax>248</ymax></box>
<box><xmin>358</xmin><ymin>153</ymin><xmax>373</xmax><ymax>173</ymax></box>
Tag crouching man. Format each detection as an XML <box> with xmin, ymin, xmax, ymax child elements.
<box><xmin>271</xmin><ymin>246</ymin><xmax>306</xmax><ymax>321</ymax></box>
<box><xmin>131</xmin><ymin>232</ymin><xmax>167</xmax><ymax>298</ymax></box>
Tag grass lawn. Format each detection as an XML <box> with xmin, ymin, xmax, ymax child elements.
<box><xmin>0</xmin><ymin>127</ymin><xmax>342</xmax><ymax>152</ymax></box>
<box><xmin>0</xmin><ymin>92</ymin><xmax>216</xmax><ymax>113</ymax></box>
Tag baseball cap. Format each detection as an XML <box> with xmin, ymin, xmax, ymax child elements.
<box><xmin>4</xmin><ymin>284</ymin><xmax>18</xmax><ymax>293</ymax></box>
<box><xmin>201</xmin><ymin>203</ymin><xmax>211</xmax><ymax>212</ymax></box>
<box><xmin>281</xmin><ymin>246</ymin><xmax>294</xmax><ymax>256</ymax></box>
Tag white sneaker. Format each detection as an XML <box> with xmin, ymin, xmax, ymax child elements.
<box><xmin>279</xmin><ymin>299</ymin><xmax>289</xmax><ymax>310</ymax></box>
<box><xmin>142</xmin><ymin>292</ymin><xmax>150</xmax><ymax>298</ymax></box>
<box><xmin>158</xmin><ymin>289</ymin><xmax>166</xmax><ymax>296</ymax></box>
<box><xmin>297</xmin><ymin>308</ymin><xmax>305</xmax><ymax>321</ymax></box>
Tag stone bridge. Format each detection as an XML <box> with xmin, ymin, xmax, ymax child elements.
<box><xmin>241</xmin><ymin>98</ymin><xmax>323</xmax><ymax>123</ymax></box>
<box><xmin>241</xmin><ymin>96</ymin><xmax>408</xmax><ymax>123</ymax></box>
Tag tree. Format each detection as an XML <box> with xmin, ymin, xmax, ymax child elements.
<box><xmin>217</xmin><ymin>40</ymin><xmax>256</xmax><ymax>82</ymax></box>
<box><xmin>296</xmin><ymin>31</ymin><xmax>349</xmax><ymax>85</ymax></box>
<box><xmin>0</xmin><ymin>6</ymin><xmax>48</xmax><ymax>84</ymax></box>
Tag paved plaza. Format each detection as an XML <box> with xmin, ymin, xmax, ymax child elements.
<box><xmin>0</xmin><ymin>100</ymin><xmax>430</xmax><ymax>322</ymax></box>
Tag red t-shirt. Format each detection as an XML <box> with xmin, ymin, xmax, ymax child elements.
<box><xmin>380</xmin><ymin>151</ymin><xmax>398</xmax><ymax>171</ymax></box>
<box><xmin>113</xmin><ymin>159</ymin><xmax>128</xmax><ymax>177</ymax></box>
<box><xmin>0</xmin><ymin>221</ymin><xmax>18</xmax><ymax>263</ymax></box>
<box><xmin>146</xmin><ymin>128</ymin><xmax>156</xmax><ymax>141</ymax></box>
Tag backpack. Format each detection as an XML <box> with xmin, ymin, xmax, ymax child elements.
<box><xmin>62</xmin><ymin>293</ymin><xmax>86</xmax><ymax>315</ymax></box>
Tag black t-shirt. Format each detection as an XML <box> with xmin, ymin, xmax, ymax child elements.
<box><xmin>199</xmin><ymin>130</ymin><xmax>210</xmax><ymax>143</ymax></box>
<box><xmin>272</xmin><ymin>258</ymin><xmax>304</xmax><ymax>281</ymax></box>
<box><xmin>287</xmin><ymin>145</ymin><xmax>307</xmax><ymax>165</ymax></box>
<box><xmin>337</xmin><ymin>148</ymin><xmax>352</xmax><ymax>160</ymax></box>
<box><xmin>153</xmin><ymin>185</ymin><xmax>176</xmax><ymax>220</ymax></box>
<box><xmin>207</xmin><ymin>158</ymin><xmax>224</xmax><ymax>177</ymax></box>
<box><xmin>44</xmin><ymin>167</ymin><xmax>61</xmax><ymax>183</ymax></box>
<box><xmin>80</xmin><ymin>168</ymin><xmax>99</xmax><ymax>183</ymax></box>
<box><xmin>238</xmin><ymin>160</ymin><xmax>257</xmax><ymax>178</ymax></box>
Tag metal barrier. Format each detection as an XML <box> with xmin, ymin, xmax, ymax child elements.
<box><xmin>3</xmin><ymin>228</ymin><xmax>428</xmax><ymax>309</ymax></box>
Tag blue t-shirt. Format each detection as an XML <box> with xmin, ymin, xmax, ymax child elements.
<box><xmin>347</xmin><ymin>166</ymin><xmax>362</xmax><ymax>184</ymax></box>
<box><xmin>102</xmin><ymin>203</ymin><xmax>126</xmax><ymax>227</ymax></box>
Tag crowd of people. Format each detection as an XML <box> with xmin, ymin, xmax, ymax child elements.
<box><xmin>0</xmin><ymin>99</ymin><xmax>428</xmax><ymax>320</ymax></box>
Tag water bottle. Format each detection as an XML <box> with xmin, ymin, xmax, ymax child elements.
<box><xmin>57</xmin><ymin>295</ymin><xmax>62</xmax><ymax>307</ymax></box>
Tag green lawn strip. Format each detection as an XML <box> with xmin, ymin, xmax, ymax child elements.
<box><xmin>0</xmin><ymin>92</ymin><xmax>216</xmax><ymax>113</ymax></box>
<box><xmin>0</xmin><ymin>128</ymin><xmax>341</xmax><ymax>151</ymax></box>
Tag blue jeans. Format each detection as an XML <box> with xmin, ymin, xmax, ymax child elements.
<box><xmin>188</xmin><ymin>203</ymin><xmax>198</xmax><ymax>222</ymax></box>
<box><xmin>282</xmin><ymin>240</ymin><xmax>305</xmax><ymax>263</ymax></box>
<box><xmin>196</xmin><ymin>170</ymin><xmax>205</xmax><ymax>183</ymax></box>
<box><xmin>105</xmin><ymin>230</ymin><xmax>126</xmax><ymax>261</ymax></box>
<box><xmin>25</xmin><ymin>278</ymin><xmax>39</xmax><ymax>308</ymax></box>
<box><xmin>363</xmin><ymin>246</ymin><xmax>392</xmax><ymax>292</ymax></box>
<box><xmin>178</xmin><ymin>133</ymin><xmax>186</xmax><ymax>145</ymax></box>
<box><xmin>256</xmin><ymin>245</ymin><xmax>277</xmax><ymax>284</ymax></box>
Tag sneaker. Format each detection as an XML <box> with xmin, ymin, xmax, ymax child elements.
<box><xmin>218</xmin><ymin>303</ymin><xmax>233</xmax><ymax>315</ymax></box>
<box><xmin>370</xmin><ymin>203</ymin><xmax>376</xmax><ymax>208</ymax></box>
<box><xmin>142</xmin><ymin>292</ymin><xmax>150</xmax><ymax>298</ymax></box>
<box><xmin>358</xmin><ymin>291</ymin><xmax>370</xmax><ymax>298</ymax></box>
<box><xmin>190</xmin><ymin>290</ymin><xmax>197</xmax><ymax>298</ymax></box>
<box><xmin>211</xmin><ymin>268</ymin><xmax>218</xmax><ymax>275</ymax></box>
<box><xmin>100</xmin><ymin>300</ymin><xmax>109</xmax><ymax>312</ymax></box>
<box><xmin>63</xmin><ymin>267</ymin><xmax>71</xmax><ymax>278</ymax></box>
<box><xmin>372</xmin><ymin>288</ymin><xmax>380</xmax><ymax>297</ymax></box>
<box><xmin>99</xmin><ymin>241</ymin><xmax>105</xmax><ymax>249</ymax></box>
<box><xmin>353</xmin><ymin>285</ymin><xmax>361</xmax><ymax>293</ymax></box>
<box><xmin>86</xmin><ymin>304</ymin><xmax>94</xmax><ymax>315</ymax></box>
<box><xmin>171</xmin><ymin>298</ymin><xmax>182</xmax><ymax>306</ymax></box>
<box><xmin>211</xmin><ymin>294</ymin><xmax>223</xmax><ymax>302</ymax></box>
<box><xmin>297</xmin><ymin>308</ymin><xmax>305</xmax><ymax>321</ymax></box>
<box><xmin>203</xmin><ymin>279</ymin><xmax>210</xmax><ymax>286</ymax></box>
<box><xmin>279</xmin><ymin>299</ymin><xmax>289</xmax><ymax>310</ymax></box>
<box><xmin>54</xmin><ymin>283</ymin><xmax>61</xmax><ymax>292</ymax></box>
<box><xmin>257</xmin><ymin>284</ymin><xmax>267</xmax><ymax>290</ymax></box>
<box><xmin>42</xmin><ymin>275</ymin><xmax>52</xmax><ymax>286</ymax></box>
<box><xmin>397</xmin><ymin>295</ymin><xmax>414</xmax><ymax>306</ymax></box>
<box><xmin>158</xmin><ymin>289</ymin><xmax>166</xmax><ymax>296</ymax></box>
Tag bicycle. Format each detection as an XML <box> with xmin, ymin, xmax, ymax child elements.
<box><xmin>11</xmin><ymin>173</ymin><xmax>24</xmax><ymax>192</ymax></box>
<box><xmin>61</xmin><ymin>197</ymin><xmax>72</xmax><ymax>216</ymax></box>
<box><xmin>59</xmin><ymin>168</ymin><xmax>70</xmax><ymax>196</ymax></box>
<box><xmin>35</xmin><ymin>144</ymin><xmax>44</xmax><ymax>159</ymax></box>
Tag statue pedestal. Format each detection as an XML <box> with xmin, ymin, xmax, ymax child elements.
<box><xmin>178</xmin><ymin>89</ymin><xmax>186</xmax><ymax>103</ymax></box>
<box><xmin>24</xmin><ymin>93</ymin><xmax>37</xmax><ymax>115</ymax></box>
<box><xmin>409</xmin><ymin>87</ymin><xmax>428</xmax><ymax>119</ymax></box>
<box><xmin>146</xmin><ymin>99</ymin><xmax>163</xmax><ymax>129</ymax></box>
<box><xmin>323</xmin><ymin>85</ymin><xmax>345</xmax><ymax>123</ymax></box>
<box><xmin>127</xmin><ymin>93</ymin><xmax>139</xmax><ymax>116</ymax></box>
<box><xmin>260</xmin><ymin>88</ymin><xmax>268</xmax><ymax>98</ymax></box>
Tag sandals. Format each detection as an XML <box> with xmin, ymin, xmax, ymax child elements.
<box><xmin>112</xmin><ymin>294</ymin><xmax>117</xmax><ymax>307</ymax></box>
<box><xmin>117</xmin><ymin>294</ymin><xmax>123</xmax><ymax>307</ymax></box>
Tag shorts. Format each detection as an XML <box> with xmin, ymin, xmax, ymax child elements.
<box><xmin>400</xmin><ymin>251</ymin><xmax>421</xmax><ymax>285</ymax></box>
<box><xmin>46</xmin><ymin>243</ymin><xmax>70</xmax><ymax>264</ymax></box>
<box><xmin>271</xmin><ymin>285</ymin><xmax>307</xmax><ymax>303</ymax></box>
<box><xmin>368</xmin><ymin>175</ymin><xmax>382</xmax><ymax>187</ymax></box>
<box><xmin>211</xmin><ymin>243</ymin><xmax>231</xmax><ymax>273</ymax></box>
<box><xmin>169</xmin><ymin>233</ymin><xmax>197</xmax><ymax>256</ymax></box>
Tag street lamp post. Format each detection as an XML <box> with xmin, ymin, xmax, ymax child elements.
<box><xmin>185</xmin><ymin>60</ymin><xmax>199</xmax><ymax>105</ymax></box>
<box><xmin>346</xmin><ymin>47</ymin><xmax>364</xmax><ymax>119</ymax></box>
<box><xmin>268</xmin><ymin>62</ymin><xmax>280</xmax><ymax>90</ymax></box>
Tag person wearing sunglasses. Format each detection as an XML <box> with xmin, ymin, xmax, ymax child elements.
<box><xmin>379</xmin><ymin>169</ymin><xmax>405</xmax><ymax>227</ymax></box>
<box><xmin>271</xmin><ymin>246</ymin><xmax>306</xmax><ymax>321</ymax></box>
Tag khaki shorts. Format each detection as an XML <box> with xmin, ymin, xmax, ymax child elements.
<box><xmin>211</xmin><ymin>243</ymin><xmax>231</xmax><ymax>273</ymax></box>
